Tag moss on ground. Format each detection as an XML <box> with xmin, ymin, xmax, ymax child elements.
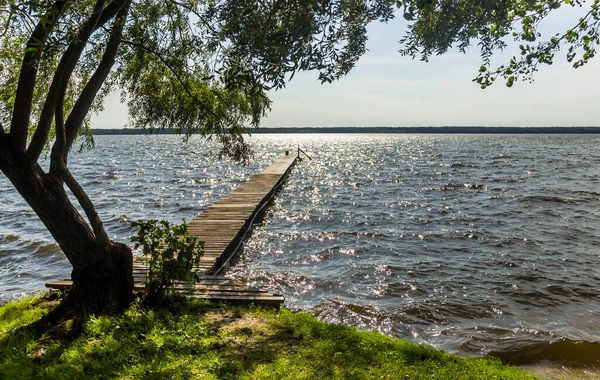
<box><xmin>0</xmin><ymin>293</ymin><xmax>537</xmax><ymax>379</ymax></box>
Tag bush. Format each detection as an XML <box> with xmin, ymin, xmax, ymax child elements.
<box><xmin>130</xmin><ymin>220</ymin><xmax>204</xmax><ymax>303</ymax></box>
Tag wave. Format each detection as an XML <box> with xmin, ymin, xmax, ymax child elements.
<box><xmin>0</xmin><ymin>234</ymin><xmax>20</xmax><ymax>242</ymax></box>
<box><xmin>329</xmin><ymin>230</ymin><xmax>391</xmax><ymax>239</ymax></box>
<box><xmin>423</xmin><ymin>183</ymin><xmax>487</xmax><ymax>192</ymax></box>
<box><xmin>450</xmin><ymin>162</ymin><xmax>481</xmax><ymax>168</ymax></box>
<box><xmin>399</xmin><ymin>301</ymin><xmax>496</xmax><ymax>324</ymax></box>
<box><xmin>572</xmin><ymin>190</ymin><xmax>600</xmax><ymax>197</ymax></box>
<box><xmin>306</xmin><ymin>298</ymin><xmax>392</xmax><ymax>334</ymax></box>
<box><xmin>103</xmin><ymin>171</ymin><xmax>120</xmax><ymax>179</ymax></box>
<box><xmin>518</xmin><ymin>195</ymin><xmax>600</xmax><ymax>204</ymax></box>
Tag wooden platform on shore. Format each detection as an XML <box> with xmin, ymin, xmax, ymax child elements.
<box><xmin>46</xmin><ymin>153</ymin><xmax>299</xmax><ymax>308</ymax></box>
<box><xmin>47</xmin><ymin>261</ymin><xmax>285</xmax><ymax>308</ymax></box>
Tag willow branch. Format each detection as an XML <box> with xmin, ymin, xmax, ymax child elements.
<box><xmin>120</xmin><ymin>39</ymin><xmax>220</xmax><ymax>121</ymax></box>
<box><xmin>13</xmin><ymin>7</ymin><xmax>36</xmax><ymax>36</ymax></box>
<box><xmin>65</xmin><ymin>0</ymin><xmax>132</xmax><ymax>152</ymax></box>
<box><xmin>45</xmin><ymin>1</ymin><xmax>132</xmax><ymax>253</ymax></box>
<box><xmin>0</xmin><ymin>124</ymin><xmax>13</xmax><ymax>177</ymax></box>
<box><xmin>27</xmin><ymin>0</ymin><xmax>127</xmax><ymax>163</ymax></box>
<box><xmin>0</xmin><ymin>7</ymin><xmax>15</xmax><ymax>38</ymax></box>
<box><xmin>166</xmin><ymin>0</ymin><xmax>219</xmax><ymax>35</ymax></box>
<box><xmin>10</xmin><ymin>0</ymin><xmax>68</xmax><ymax>151</ymax></box>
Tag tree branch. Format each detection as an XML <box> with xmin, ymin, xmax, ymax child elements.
<box><xmin>49</xmin><ymin>90</ymin><xmax>66</xmax><ymax>179</ymax></box>
<box><xmin>0</xmin><ymin>123</ymin><xmax>14</xmax><ymax>182</ymax></box>
<box><xmin>27</xmin><ymin>0</ymin><xmax>127</xmax><ymax>163</ymax></box>
<box><xmin>65</xmin><ymin>0</ymin><xmax>132</xmax><ymax>152</ymax></box>
<box><xmin>9</xmin><ymin>0</ymin><xmax>68</xmax><ymax>152</ymax></box>
<box><xmin>0</xmin><ymin>6</ymin><xmax>15</xmax><ymax>38</ymax></box>
<box><xmin>120</xmin><ymin>39</ymin><xmax>220</xmax><ymax>121</ymax></box>
<box><xmin>62</xmin><ymin>167</ymin><xmax>112</xmax><ymax>253</ymax></box>
<box><xmin>42</xmin><ymin>1</ymin><xmax>132</xmax><ymax>253</ymax></box>
<box><xmin>166</xmin><ymin>0</ymin><xmax>219</xmax><ymax>36</ymax></box>
<box><xmin>10</xmin><ymin>7</ymin><xmax>36</xmax><ymax>37</ymax></box>
<box><xmin>49</xmin><ymin>0</ymin><xmax>107</xmax><ymax>177</ymax></box>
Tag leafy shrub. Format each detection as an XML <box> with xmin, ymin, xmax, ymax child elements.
<box><xmin>130</xmin><ymin>219</ymin><xmax>204</xmax><ymax>303</ymax></box>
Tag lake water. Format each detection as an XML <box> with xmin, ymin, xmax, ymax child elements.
<box><xmin>1</xmin><ymin>134</ymin><xmax>599</xmax><ymax>370</ymax></box>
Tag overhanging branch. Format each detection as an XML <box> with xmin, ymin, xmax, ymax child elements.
<box><xmin>0</xmin><ymin>6</ymin><xmax>15</xmax><ymax>38</ymax></box>
<box><xmin>44</xmin><ymin>1</ymin><xmax>133</xmax><ymax>253</ymax></box>
<box><xmin>48</xmin><ymin>0</ymin><xmax>108</xmax><ymax>177</ymax></box>
<box><xmin>120</xmin><ymin>39</ymin><xmax>220</xmax><ymax>121</ymax></box>
<box><xmin>166</xmin><ymin>0</ymin><xmax>219</xmax><ymax>36</ymax></box>
<box><xmin>49</xmin><ymin>105</ymin><xmax>66</xmax><ymax>181</ymax></box>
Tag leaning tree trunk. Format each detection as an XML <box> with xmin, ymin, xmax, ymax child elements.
<box><xmin>0</xmin><ymin>141</ymin><xmax>133</xmax><ymax>322</ymax></box>
<box><xmin>0</xmin><ymin>0</ymin><xmax>135</xmax><ymax>326</ymax></box>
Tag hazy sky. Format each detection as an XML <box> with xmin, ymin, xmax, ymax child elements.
<box><xmin>92</xmin><ymin>5</ymin><xmax>600</xmax><ymax>128</ymax></box>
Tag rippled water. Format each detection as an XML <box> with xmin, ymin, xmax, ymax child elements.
<box><xmin>1</xmin><ymin>134</ymin><xmax>599</xmax><ymax>369</ymax></box>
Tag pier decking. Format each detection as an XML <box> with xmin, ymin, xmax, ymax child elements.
<box><xmin>192</xmin><ymin>154</ymin><xmax>298</xmax><ymax>274</ymax></box>
<box><xmin>46</xmin><ymin>154</ymin><xmax>298</xmax><ymax>308</ymax></box>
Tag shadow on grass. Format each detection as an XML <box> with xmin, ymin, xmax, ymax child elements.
<box><xmin>0</xmin><ymin>296</ymin><xmax>536</xmax><ymax>379</ymax></box>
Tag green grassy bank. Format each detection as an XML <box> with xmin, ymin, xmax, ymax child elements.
<box><xmin>0</xmin><ymin>294</ymin><xmax>536</xmax><ymax>379</ymax></box>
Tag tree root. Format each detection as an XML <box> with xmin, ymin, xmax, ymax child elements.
<box><xmin>30</xmin><ymin>241</ymin><xmax>133</xmax><ymax>337</ymax></box>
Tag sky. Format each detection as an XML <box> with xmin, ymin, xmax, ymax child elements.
<box><xmin>91</xmin><ymin>5</ymin><xmax>600</xmax><ymax>128</ymax></box>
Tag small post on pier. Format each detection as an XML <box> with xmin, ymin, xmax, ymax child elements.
<box><xmin>297</xmin><ymin>146</ymin><xmax>312</xmax><ymax>160</ymax></box>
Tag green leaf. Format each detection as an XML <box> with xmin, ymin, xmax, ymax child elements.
<box><xmin>506</xmin><ymin>76</ymin><xmax>515</xmax><ymax>87</ymax></box>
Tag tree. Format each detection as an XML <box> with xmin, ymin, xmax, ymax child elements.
<box><xmin>0</xmin><ymin>0</ymin><xmax>598</xmax><ymax>322</ymax></box>
<box><xmin>398</xmin><ymin>0</ymin><xmax>600</xmax><ymax>88</ymax></box>
<box><xmin>0</xmin><ymin>0</ymin><xmax>394</xmax><ymax>322</ymax></box>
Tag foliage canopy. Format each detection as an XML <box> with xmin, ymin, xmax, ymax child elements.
<box><xmin>399</xmin><ymin>0</ymin><xmax>600</xmax><ymax>88</ymax></box>
<box><xmin>0</xmin><ymin>0</ymin><xmax>397</xmax><ymax>161</ymax></box>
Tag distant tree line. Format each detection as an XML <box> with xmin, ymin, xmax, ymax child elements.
<box><xmin>92</xmin><ymin>127</ymin><xmax>600</xmax><ymax>135</ymax></box>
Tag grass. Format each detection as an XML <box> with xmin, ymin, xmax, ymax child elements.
<box><xmin>0</xmin><ymin>293</ymin><xmax>537</xmax><ymax>379</ymax></box>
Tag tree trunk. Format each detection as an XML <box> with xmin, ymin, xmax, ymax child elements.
<box><xmin>0</xmin><ymin>141</ymin><xmax>133</xmax><ymax>322</ymax></box>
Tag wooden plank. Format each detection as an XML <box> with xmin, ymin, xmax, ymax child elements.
<box><xmin>130</xmin><ymin>278</ymin><xmax>251</xmax><ymax>287</ymax></box>
<box><xmin>187</xmin><ymin>293</ymin><xmax>285</xmax><ymax>302</ymax></box>
<box><xmin>129</xmin><ymin>281</ymin><xmax>269</xmax><ymax>293</ymax></box>
<box><xmin>46</xmin><ymin>278</ymin><xmax>283</xmax><ymax>308</ymax></box>
<box><xmin>48</xmin><ymin>279</ymin><xmax>266</xmax><ymax>292</ymax></box>
<box><xmin>187</xmin><ymin>293</ymin><xmax>285</xmax><ymax>304</ymax></box>
<box><xmin>210</xmin><ymin>203</ymin><xmax>258</xmax><ymax>208</ymax></box>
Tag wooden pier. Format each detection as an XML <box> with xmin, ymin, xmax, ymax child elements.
<box><xmin>46</xmin><ymin>154</ymin><xmax>299</xmax><ymax>308</ymax></box>
<box><xmin>191</xmin><ymin>154</ymin><xmax>298</xmax><ymax>274</ymax></box>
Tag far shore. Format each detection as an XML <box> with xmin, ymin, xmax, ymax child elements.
<box><xmin>91</xmin><ymin>126</ymin><xmax>600</xmax><ymax>135</ymax></box>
